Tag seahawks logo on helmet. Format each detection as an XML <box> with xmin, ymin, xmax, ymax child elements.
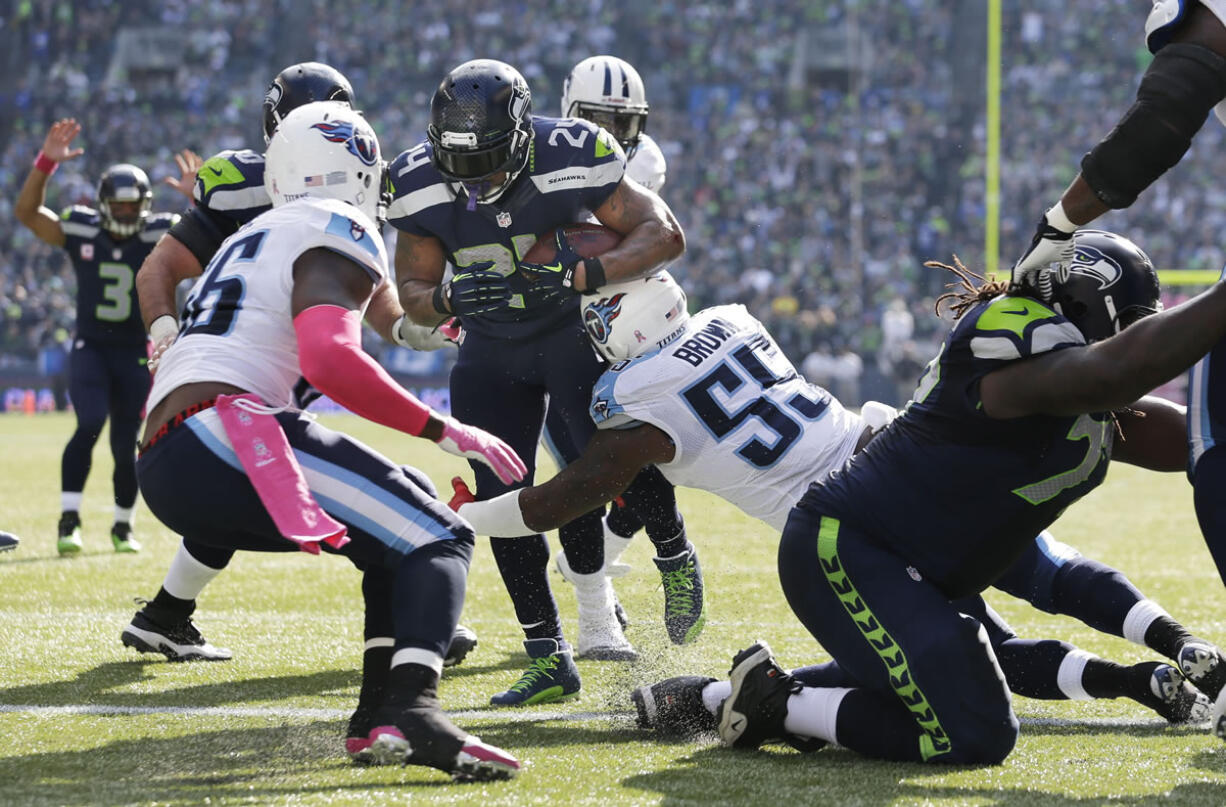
<box><xmin>311</xmin><ymin>121</ymin><xmax>379</xmax><ymax>166</ymax></box>
<box><xmin>583</xmin><ymin>293</ymin><xmax>627</xmax><ymax>344</ymax></box>
<box><xmin>1065</xmin><ymin>245</ymin><xmax>1122</xmax><ymax>291</ymax></box>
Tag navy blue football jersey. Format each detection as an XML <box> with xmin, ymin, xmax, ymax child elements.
<box><xmin>797</xmin><ymin>295</ymin><xmax>1114</xmax><ymax>598</ymax></box>
<box><xmin>59</xmin><ymin>207</ymin><xmax>178</xmax><ymax>345</ymax></box>
<box><xmin>168</xmin><ymin>149</ymin><xmax>270</xmax><ymax>266</ymax></box>
<box><xmin>386</xmin><ymin>116</ymin><xmax>626</xmax><ymax>339</ymax></box>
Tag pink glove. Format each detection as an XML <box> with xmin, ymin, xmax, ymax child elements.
<box><xmin>436</xmin><ymin>417</ymin><xmax>527</xmax><ymax>485</ymax></box>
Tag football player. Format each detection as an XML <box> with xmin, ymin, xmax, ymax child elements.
<box><xmin>137</xmin><ymin>102</ymin><xmax>522</xmax><ymax>780</ymax></box>
<box><xmin>0</xmin><ymin>532</ymin><xmax>18</xmax><ymax>553</ymax></box>
<box><xmin>543</xmin><ymin>55</ymin><xmax>702</xmax><ymax>645</ymax></box>
<box><xmin>123</xmin><ymin>62</ymin><xmax>479</xmax><ymax>670</ymax></box>
<box><xmin>1009</xmin><ymin>5</ymin><xmax>1226</xmax><ymax>646</ymax></box>
<box><xmin>451</xmin><ymin>252</ymin><xmax>1220</xmax><ymax>732</ymax></box>
<box><xmin>15</xmin><ymin>119</ymin><xmax>181</xmax><ymax>555</ymax></box>
<box><xmin>389</xmin><ymin>59</ymin><xmax>686</xmax><ymax>704</ymax></box>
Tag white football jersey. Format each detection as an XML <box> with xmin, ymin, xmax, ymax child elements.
<box><xmin>590</xmin><ymin>304</ymin><xmax>864</xmax><ymax>530</ymax></box>
<box><xmin>627</xmin><ymin>134</ymin><xmax>667</xmax><ymax>193</ymax></box>
<box><xmin>148</xmin><ymin>197</ymin><xmax>387</xmax><ymax>412</ymax></box>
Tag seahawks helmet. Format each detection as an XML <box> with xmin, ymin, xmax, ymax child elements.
<box><xmin>97</xmin><ymin>164</ymin><xmax>152</xmax><ymax>238</ymax></box>
<box><xmin>264</xmin><ymin>102</ymin><xmax>382</xmax><ymax>224</ymax></box>
<box><xmin>262</xmin><ymin>62</ymin><xmax>355</xmax><ymax>143</ymax></box>
<box><xmin>1048</xmin><ymin>230</ymin><xmax>1162</xmax><ymax>342</ymax></box>
<box><xmin>582</xmin><ymin>272</ymin><xmax>689</xmax><ymax>362</ymax></box>
<box><xmin>561</xmin><ymin>56</ymin><xmax>649</xmax><ymax>152</ymax></box>
<box><xmin>427</xmin><ymin>59</ymin><xmax>533</xmax><ymax>204</ymax></box>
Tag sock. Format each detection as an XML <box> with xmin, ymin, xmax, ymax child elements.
<box><xmin>1123</xmin><ymin>600</ymin><xmax>1192</xmax><ymax>660</ymax></box>
<box><xmin>782</xmin><ymin>686</ymin><xmax>850</xmax><ymax>744</ymax></box>
<box><xmin>114</xmin><ymin>506</ymin><xmax>134</xmax><ymax>525</ymax></box>
<box><xmin>702</xmin><ymin>680</ymin><xmax>732</xmax><ymax>714</ymax></box>
<box><xmin>350</xmin><ymin>640</ymin><xmax>394</xmax><ymax>734</ymax></box>
<box><xmin>162</xmin><ymin>541</ymin><xmax>225</xmax><ymax>601</ymax></box>
<box><xmin>491</xmin><ymin>534</ymin><xmax>562</xmax><ymax>641</ymax></box>
<box><xmin>150</xmin><ymin>587</ymin><xmax>196</xmax><ymax>619</ymax></box>
<box><xmin>1078</xmin><ymin>655</ymin><xmax>1134</xmax><ymax>700</ymax></box>
<box><xmin>995</xmin><ymin>638</ymin><xmax>1079</xmax><ymax>700</ymax></box>
<box><xmin>381</xmin><ymin>661</ymin><xmax>441</xmax><ymax>710</ymax></box>
<box><xmin>653</xmin><ymin>531</ymin><xmax>689</xmax><ymax>561</ymax></box>
<box><xmin>61</xmin><ymin>492</ymin><xmax>83</xmax><ymax>513</ymax></box>
<box><xmin>569</xmin><ymin>569</ymin><xmax>614</xmax><ymax>608</ymax></box>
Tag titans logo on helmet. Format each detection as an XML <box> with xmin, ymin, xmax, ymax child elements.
<box><xmin>311</xmin><ymin>121</ymin><xmax>379</xmax><ymax>166</ymax></box>
<box><xmin>1066</xmin><ymin>245</ymin><xmax>1123</xmax><ymax>291</ymax></box>
<box><xmin>583</xmin><ymin>293</ymin><xmax>626</xmax><ymax>344</ymax></box>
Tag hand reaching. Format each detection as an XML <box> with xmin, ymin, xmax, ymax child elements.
<box><xmin>41</xmin><ymin>119</ymin><xmax>84</xmax><ymax>164</ymax></box>
<box><xmin>435</xmin><ymin>417</ymin><xmax>527</xmax><ymax>484</ymax></box>
<box><xmin>1010</xmin><ymin>211</ymin><xmax>1077</xmax><ymax>297</ymax></box>
<box><xmin>163</xmin><ymin>149</ymin><xmax>203</xmax><ymax>201</ymax></box>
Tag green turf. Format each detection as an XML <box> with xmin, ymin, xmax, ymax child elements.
<box><xmin>2</xmin><ymin>412</ymin><xmax>1226</xmax><ymax>805</ymax></box>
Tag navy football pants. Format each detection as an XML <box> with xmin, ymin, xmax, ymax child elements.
<box><xmin>778</xmin><ymin>508</ymin><xmax>1018</xmax><ymax>764</ymax></box>
<box><xmin>137</xmin><ymin>408</ymin><xmax>472</xmax><ymax>658</ymax></box>
<box><xmin>63</xmin><ymin>339</ymin><xmax>149</xmax><ymax>508</ymax></box>
<box><xmin>1188</xmin><ymin>336</ymin><xmax>1226</xmax><ymax>585</ymax></box>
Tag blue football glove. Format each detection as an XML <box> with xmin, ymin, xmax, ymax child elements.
<box><xmin>435</xmin><ymin>261</ymin><xmax>512</xmax><ymax>316</ymax></box>
<box><xmin>517</xmin><ymin>228</ymin><xmax>586</xmax><ymax>298</ymax></box>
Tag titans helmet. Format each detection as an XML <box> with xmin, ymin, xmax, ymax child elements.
<box><xmin>427</xmin><ymin>59</ymin><xmax>533</xmax><ymax>204</ymax></box>
<box><xmin>264</xmin><ymin>102</ymin><xmax>383</xmax><ymax>224</ymax></box>
<box><xmin>561</xmin><ymin>55</ymin><xmax>649</xmax><ymax>152</ymax></box>
<box><xmin>582</xmin><ymin>272</ymin><xmax>690</xmax><ymax>362</ymax></box>
<box><xmin>97</xmin><ymin>164</ymin><xmax>152</xmax><ymax>238</ymax></box>
<box><xmin>1048</xmin><ymin>230</ymin><xmax>1162</xmax><ymax>342</ymax></box>
<box><xmin>262</xmin><ymin>62</ymin><xmax>355</xmax><ymax>143</ymax></box>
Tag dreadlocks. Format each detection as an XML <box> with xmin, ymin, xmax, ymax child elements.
<box><xmin>928</xmin><ymin>256</ymin><xmax>1011</xmax><ymax>320</ymax></box>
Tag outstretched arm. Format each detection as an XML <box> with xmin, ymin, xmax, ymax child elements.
<box><xmin>15</xmin><ymin>119</ymin><xmax>85</xmax><ymax>248</ymax></box>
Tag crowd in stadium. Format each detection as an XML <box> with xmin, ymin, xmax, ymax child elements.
<box><xmin>2</xmin><ymin>0</ymin><xmax>1224</xmax><ymax>403</ymax></box>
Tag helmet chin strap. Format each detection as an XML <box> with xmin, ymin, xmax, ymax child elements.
<box><xmin>462</xmin><ymin>181</ymin><xmax>490</xmax><ymax>211</ymax></box>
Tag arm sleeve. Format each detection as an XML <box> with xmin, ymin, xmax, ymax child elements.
<box><xmin>293</xmin><ymin>304</ymin><xmax>433</xmax><ymax>436</ymax></box>
<box><xmin>168</xmin><ymin>204</ymin><xmax>236</xmax><ymax>268</ymax></box>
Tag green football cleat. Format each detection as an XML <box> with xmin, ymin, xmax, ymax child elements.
<box><xmin>57</xmin><ymin>512</ymin><xmax>82</xmax><ymax>556</ymax></box>
<box><xmin>111</xmin><ymin>522</ymin><xmax>141</xmax><ymax>554</ymax></box>
<box><xmin>490</xmin><ymin>639</ymin><xmax>581</xmax><ymax>706</ymax></box>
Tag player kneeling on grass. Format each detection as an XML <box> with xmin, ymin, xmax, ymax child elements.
<box><xmin>681</xmin><ymin>232</ymin><xmax>1226</xmax><ymax>764</ymax></box>
<box><xmin>450</xmin><ymin>261</ymin><xmax>1224</xmax><ymax>741</ymax></box>
<box><xmin>135</xmin><ymin>102</ymin><xmax>524</xmax><ymax>781</ymax></box>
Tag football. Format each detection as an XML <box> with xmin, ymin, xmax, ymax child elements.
<box><xmin>522</xmin><ymin>222</ymin><xmax>622</xmax><ymax>264</ymax></box>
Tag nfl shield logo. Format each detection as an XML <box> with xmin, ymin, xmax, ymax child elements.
<box><xmin>80</xmin><ymin>244</ymin><xmax>94</xmax><ymax>260</ymax></box>
<box><xmin>496</xmin><ymin>211</ymin><xmax>512</xmax><ymax>228</ymax></box>
<box><xmin>113</xmin><ymin>248</ymin><xmax>122</xmax><ymax>260</ymax></box>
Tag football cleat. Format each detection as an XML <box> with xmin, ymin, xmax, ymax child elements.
<box><xmin>444</xmin><ymin>624</ymin><xmax>479</xmax><ymax>668</ymax></box>
<box><xmin>345</xmin><ymin>704</ymin><xmax>379</xmax><ymax>764</ymax></box>
<box><xmin>718</xmin><ymin>640</ymin><xmax>822</xmax><ymax>752</ymax></box>
<box><xmin>631</xmin><ymin>675</ymin><xmax>717</xmax><ymax>737</ymax></box>
<box><xmin>654</xmin><ymin>545</ymin><xmax>706</xmax><ymax>645</ymax></box>
<box><xmin>1178</xmin><ymin>640</ymin><xmax>1226</xmax><ymax>701</ymax></box>
<box><xmin>57</xmin><ymin>511</ymin><xmax>82</xmax><ymax>556</ymax></box>
<box><xmin>490</xmin><ymin>638</ymin><xmax>581</xmax><ymax>707</ymax></box>
<box><xmin>111</xmin><ymin>522</ymin><xmax>141</xmax><ymax>554</ymax></box>
<box><xmin>121</xmin><ymin>600</ymin><xmax>232</xmax><ymax>662</ymax></box>
<box><xmin>365</xmin><ymin>700</ymin><xmax>520</xmax><ymax>780</ymax></box>
<box><xmin>576</xmin><ymin>595</ymin><xmax>638</xmax><ymax>661</ymax></box>
<box><xmin>1128</xmin><ymin>662</ymin><xmax>1212</xmax><ymax>724</ymax></box>
<box><xmin>0</xmin><ymin>531</ymin><xmax>18</xmax><ymax>552</ymax></box>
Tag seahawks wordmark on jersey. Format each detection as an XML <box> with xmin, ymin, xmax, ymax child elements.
<box><xmin>590</xmin><ymin>304</ymin><xmax>864</xmax><ymax>531</ymax></box>
<box><xmin>799</xmin><ymin>295</ymin><xmax>1110</xmax><ymax>598</ymax></box>
<box><xmin>60</xmin><ymin>206</ymin><xmax>177</xmax><ymax>345</ymax></box>
<box><xmin>148</xmin><ymin>197</ymin><xmax>386</xmax><ymax>412</ymax></box>
<box><xmin>386</xmin><ymin>116</ymin><xmax>625</xmax><ymax>340</ymax></box>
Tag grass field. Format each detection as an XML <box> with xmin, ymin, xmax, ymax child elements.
<box><xmin>3</xmin><ymin>412</ymin><xmax>1226</xmax><ymax>805</ymax></box>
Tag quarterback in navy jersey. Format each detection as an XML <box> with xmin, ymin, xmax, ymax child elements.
<box><xmin>389</xmin><ymin>59</ymin><xmax>685</xmax><ymax>705</ymax></box>
<box><xmin>704</xmin><ymin>233</ymin><xmax>1226</xmax><ymax>765</ymax></box>
<box><xmin>122</xmin><ymin>63</ymin><xmax>480</xmax><ymax>672</ymax></box>
<box><xmin>16</xmin><ymin>119</ymin><xmax>179</xmax><ymax>556</ymax></box>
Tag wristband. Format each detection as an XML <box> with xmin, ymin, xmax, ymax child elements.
<box><xmin>33</xmin><ymin>151</ymin><xmax>58</xmax><ymax>175</ymax></box>
<box><xmin>457</xmin><ymin>489</ymin><xmax>532</xmax><ymax>536</ymax></box>
<box><xmin>1045</xmin><ymin>201</ymin><xmax>1078</xmax><ymax>234</ymax></box>
<box><xmin>582</xmin><ymin>257</ymin><xmax>607</xmax><ymax>292</ymax></box>
<box><xmin>432</xmin><ymin>282</ymin><xmax>451</xmax><ymax>315</ymax></box>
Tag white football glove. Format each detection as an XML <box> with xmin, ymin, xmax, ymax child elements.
<box><xmin>392</xmin><ymin>314</ymin><xmax>456</xmax><ymax>351</ymax></box>
<box><xmin>1010</xmin><ymin>203</ymin><xmax>1079</xmax><ymax>298</ymax></box>
<box><xmin>147</xmin><ymin>315</ymin><xmax>179</xmax><ymax>372</ymax></box>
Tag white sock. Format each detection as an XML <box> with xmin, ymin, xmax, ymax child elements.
<box><xmin>570</xmin><ymin>568</ymin><xmax>614</xmax><ymax>610</ymax></box>
<box><xmin>391</xmin><ymin>648</ymin><xmax>443</xmax><ymax>676</ymax></box>
<box><xmin>114</xmin><ymin>506</ymin><xmax>135</xmax><ymax>525</ymax></box>
<box><xmin>162</xmin><ymin>541</ymin><xmax>225</xmax><ymax>601</ymax></box>
<box><xmin>61</xmin><ymin>492</ymin><xmax>83</xmax><ymax>512</ymax></box>
<box><xmin>604</xmin><ymin>529</ymin><xmax>634</xmax><ymax>564</ymax></box>
<box><xmin>1056</xmin><ymin>649</ymin><xmax>1096</xmax><ymax>700</ymax></box>
<box><xmin>1122</xmin><ymin>600</ymin><xmax>1170</xmax><ymax>647</ymax></box>
<box><xmin>702</xmin><ymin>680</ymin><xmax>732</xmax><ymax>714</ymax></box>
<box><xmin>782</xmin><ymin>686</ymin><xmax>850</xmax><ymax>745</ymax></box>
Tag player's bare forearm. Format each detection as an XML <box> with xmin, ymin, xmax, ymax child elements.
<box><xmin>1057</xmin><ymin>175</ymin><xmax>1111</xmax><ymax>227</ymax></box>
<box><xmin>15</xmin><ymin>169</ymin><xmax>65</xmax><ymax>247</ymax></box>
<box><xmin>393</xmin><ymin>230</ymin><xmax>450</xmax><ymax>326</ymax></box>
<box><xmin>518</xmin><ymin>426</ymin><xmax>673</xmax><ymax>531</ymax></box>
<box><xmin>983</xmin><ymin>282</ymin><xmax>1226</xmax><ymax>417</ymax></box>
<box><xmin>364</xmin><ymin>280</ymin><xmax>404</xmax><ymax>343</ymax></box>
<box><xmin>136</xmin><ymin>234</ymin><xmax>203</xmax><ymax>329</ymax></box>
<box><xmin>588</xmin><ymin>179</ymin><xmax>685</xmax><ymax>287</ymax></box>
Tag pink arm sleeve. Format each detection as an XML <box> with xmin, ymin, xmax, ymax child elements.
<box><xmin>293</xmin><ymin>304</ymin><xmax>433</xmax><ymax>436</ymax></box>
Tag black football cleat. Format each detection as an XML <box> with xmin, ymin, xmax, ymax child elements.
<box><xmin>718</xmin><ymin>640</ymin><xmax>825</xmax><ymax>752</ymax></box>
<box><xmin>631</xmin><ymin>675</ymin><xmax>717</xmax><ymax>737</ymax></box>
<box><xmin>121</xmin><ymin>599</ymin><xmax>232</xmax><ymax>662</ymax></box>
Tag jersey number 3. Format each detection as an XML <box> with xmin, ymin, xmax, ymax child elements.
<box><xmin>682</xmin><ymin>342</ymin><xmax>829</xmax><ymax>468</ymax></box>
<box><xmin>181</xmin><ymin>230</ymin><xmax>264</xmax><ymax>337</ymax></box>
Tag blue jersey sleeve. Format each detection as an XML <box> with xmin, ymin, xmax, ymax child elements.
<box><xmin>386</xmin><ymin>143</ymin><xmax>449</xmax><ymax>238</ymax></box>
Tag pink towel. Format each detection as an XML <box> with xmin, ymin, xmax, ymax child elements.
<box><xmin>215</xmin><ymin>393</ymin><xmax>348</xmax><ymax>554</ymax></box>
